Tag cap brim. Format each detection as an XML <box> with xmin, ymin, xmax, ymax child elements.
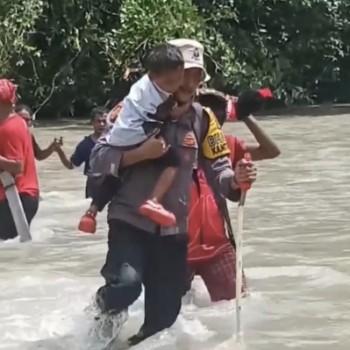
<box><xmin>204</xmin><ymin>73</ymin><xmax>211</xmax><ymax>83</ymax></box>
<box><xmin>184</xmin><ymin>62</ymin><xmax>211</xmax><ymax>82</ymax></box>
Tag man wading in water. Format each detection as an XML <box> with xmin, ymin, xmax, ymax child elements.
<box><xmin>186</xmin><ymin>88</ymin><xmax>280</xmax><ymax>301</ymax></box>
<box><xmin>0</xmin><ymin>80</ymin><xmax>39</xmax><ymax>241</ymax></box>
<box><xmin>57</xmin><ymin>107</ymin><xmax>107</xmax><ymax>198</ymax></box>
<box><xmin>88</xmin><ymin>39</ymin><xmax>257</xmax><ymax>348</ymax></box>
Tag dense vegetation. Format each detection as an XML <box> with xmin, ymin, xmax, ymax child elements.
<box><xmin>1</xmin><ymin>0</ymin><xmax>349</xmax><ymax>118</ymax></box>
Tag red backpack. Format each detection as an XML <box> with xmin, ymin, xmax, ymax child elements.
<box><xmin>187</xmin><ymin>135</ymin><xmax>244</xmax><ymax>264</ymax></box>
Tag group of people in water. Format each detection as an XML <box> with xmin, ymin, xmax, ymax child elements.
<box><xmin>0</xmin><ymin>38</ymin><xmax>280</xmax><ymax>348</ymax></box>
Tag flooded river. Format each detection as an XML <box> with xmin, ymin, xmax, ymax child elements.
<box><xmin>0</xmin><ymin>114</ymin><xmax>349</xmax><ymax>350</ymax></box>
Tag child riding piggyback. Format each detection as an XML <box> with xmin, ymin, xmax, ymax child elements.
<box><xmin>79</xmin><ymin>43</ymin><xmax>185</xmax><ymax>233</ymax></box>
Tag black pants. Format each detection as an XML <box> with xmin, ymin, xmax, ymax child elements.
<box><xmin>96</xmin><ymin>219</ymin><xmax>188</xmax><ymax>339</ymax></box>
<box><xmin>0</xmin><ymin>194</ymin><xmax>39</xmax><ymax>240</ymax></box>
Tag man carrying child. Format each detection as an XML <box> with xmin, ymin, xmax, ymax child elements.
<box><xmin>88</xmin><ymin>39</ymin><xmax>257</xmax><ymax>348</ymax></box>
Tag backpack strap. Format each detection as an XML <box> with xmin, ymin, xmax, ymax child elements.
<box><xmin>216</xmin><ymin>195</ymin><xmax>236</xmax><ymax>249</ymax></box>
<box><xmin>191</xmin><ymin>102</ymin><xmax>236</xmax><ymax>249</ymax></box>
<box><xmin>191</xmin><ymin>102</ymin><xmax>205</xmax><ymax>146</ymax></box>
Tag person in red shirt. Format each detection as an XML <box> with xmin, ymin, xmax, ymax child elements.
<box><xmin>186</xmin><ymin>88</ymin><xmax>280</xmax><ymax>301</ymax></box>
<box><xmin>0</xmin><ymin>79</ymin><xmax>39</xmax><ymax>241</ymax></box>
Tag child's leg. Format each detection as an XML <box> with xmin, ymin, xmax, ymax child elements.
<box><xmin>92</xmin><ymin>175</ymin><xmax>121</xmax><ymax>212</ymax></box>
<box><xmin>79</xmin><ymin>175</ymin><xmax>121</xmax><ymax>234</ymax></box>
<box><xmin>150</xmin><ymin>146</ymin><xmax>180</xmax><ymax>203</ymax></box>
<box><xmin>139</xmin><ymin>166</ymin><xmax>178</xmax><ymax>227</ymax></box>
<box><xmin>150</xmin><ymin>166</ymin><xmax>178</xmax><ymax>203</ymax></box>
<box><xmin>139</xmin><ymin>147</ymin><xmax>180</xmax><ymax>227</ymax></box>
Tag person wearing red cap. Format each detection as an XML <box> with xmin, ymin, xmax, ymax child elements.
<box><xmin>0</xmin><ymin>79</ymin><xmax>39</xmax><ymax>240</ymax></box>
<box><xmin>185</xmin><ymin>88</ymin><xmax>280</xmax><ymax>301</ymax></box>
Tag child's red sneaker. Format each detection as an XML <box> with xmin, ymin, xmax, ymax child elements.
<box><xmin>139</xmin><ymin>200</ymin><xmax>176</xmax><ymax>227</ymax></box>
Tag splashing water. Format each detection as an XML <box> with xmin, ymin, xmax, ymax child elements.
<box><xmin>1</xmin><ymin>115</ymin><xmax>350</xmax><ymax>350</ymax></box>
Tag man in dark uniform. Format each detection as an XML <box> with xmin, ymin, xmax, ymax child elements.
<box><xmin>89</xmin><ymin>39</ymin><xmax>257</xmax><ymax>348</ymax></box>
<box><xmin>57</xmin><ymin>107</ymin><xmax>107</xmax><ymax>198</ymax></box>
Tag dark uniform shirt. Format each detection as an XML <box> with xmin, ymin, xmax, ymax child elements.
<box><xmin>70</xmin><ymin>135</ymin><xmax>96</xmax><ymax>175</ymax></box>
<box><xmin>90</xmin><ymin>103</ymin><xmax>240</xmax><ymax>236</ymax></box>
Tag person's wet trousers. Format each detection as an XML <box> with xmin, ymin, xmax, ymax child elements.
<box><xmin>0</xmin><ymin>194</ymin><xmax>39</xmax><ymax>240</ymax></box>
<box><xmin>96</xmin><ymin>219</ymin><xmax>188</xmax><ymax>340</ymax></box>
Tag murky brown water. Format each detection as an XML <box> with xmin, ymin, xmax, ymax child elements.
<box><xmin>0</xmin><ymin>114</ymin><xmax>349</xmax><ymax>350</ymax></box>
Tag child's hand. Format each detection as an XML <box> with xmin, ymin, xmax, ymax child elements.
<box><xmin>140</xmin><ymin>129</ymin><xmax>170</xmax><ymax>160</ymax></box>
<box><xmin>170</xmin><ymin>101</ymin><xmax>192</xmax><ymax>119</ymax></box>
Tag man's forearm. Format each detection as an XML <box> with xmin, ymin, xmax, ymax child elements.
<box><xmin>218</xmin><ymin>167</ymin><xmax>241</xmax><ymax>202</ymax></box>
<box><xmin>0</xmin><ymin>156</ymin><xmax>23</xmax><ymax>174</ymax></box>
<box><xmin>121</xmin><ymin>148</ymin><xmax>147</xmax><ymax>167</ymax></box>
<box><xmin>244</xmin><ymin>115</ymin><xmax>280</xmax><ymax>160</ymax></box>
<box><xmin>201</xmin><ymin>154</ymin><xmax>241</xmax><ymax>202</ymax></box>
<box><xmin>89</xmin><ymin>142</ymin><xmax>147</xmax><ymax>179</ymax></box>
<box><xmin>35</xmin><ymin>146</ymin><xmax>54</xmax><ymax>161</ymax></box>
<box><xmin>56</xmin><ymin>149</ymin><xmax>74</xmax><ymax>169</ymax></box>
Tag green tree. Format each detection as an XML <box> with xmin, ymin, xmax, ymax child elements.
<box><xmin>1</xmin><ymin>0</ymin><xmax>350</xmax><ymax>118</ymax></box>
<box><xmin>117</xmin><ymin>0</ymin><xmax>204</xmax><ymax>67</ymax></box>
<box><xmin>0</xmin><ymin>0</ymin><xmax>42</xmax><ymax>76</ymax></box>
<box><xmin>1</xmin><ymin>0</ymin><xmax>123</xmax><ymax>117</ymax></box>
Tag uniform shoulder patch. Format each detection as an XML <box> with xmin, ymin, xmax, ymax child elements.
<box><xmin>201</xmin><ymin>107</ymin><xmax>230</xmax><ymax>160</ymax></box>
<box><xmin>182</xmin><ymin>131</ymin><xmax>197</xmax><ymax>148</ymax></box>
<box><xmin>107</xmin><ymin>102</ymin><xmax>123</xmax><ymax>127</ymax></box>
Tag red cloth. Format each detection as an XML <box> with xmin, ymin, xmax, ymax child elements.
<box><xmin>187</xmin><ymin>135</ymin><xmax>247</xmax><ymax>301</ymax></box>
<box><xmin>0</xmin><ymin>79</ymin><xmax>16</xmax><ymax>105</ymax></box>
<box><xmin>187</xmin><ymin>244</ymin><xmax>247</xmax><ymax>301</ymax></box>
<box><xmin>187</xmin><ymin>135</ymin><xmax>246</xmax><ymax>262</ymax></box>
<box><xmin>226</xmin><ymin>95</ymin><xmax>237</xmax><ymax>121</ymax></box>
<box><xmin>0</xmin><ymin>115</ymin><xmax>39</xmax><ymax>200</ymax></box>
<box><xmin>225</xmin><ymin>135</ymin><xmax>246</xmax><ymax>165</ymax></box>
<box><xmin>226</xmin><ymin>88</ymin><xmax>273</xmax><ymax>122</ymax></box>
<box><xmin>258</xmin><ymin>88</ymin><xmax>273</xmax><ymax>99</ymax></box>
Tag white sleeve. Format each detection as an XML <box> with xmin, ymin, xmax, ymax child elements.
<box><xmin>127</xmin><ymin>78</ymin><xmax>164</xmax><ymax>119</ymax></box>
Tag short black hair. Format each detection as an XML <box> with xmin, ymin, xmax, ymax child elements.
<box><xmin>15</xmin><ymin>103</ymin><xmax>32</xmax><ymax>115</ymax></box>
<box><xmin>144</xmin><ymin>43</ymin><xmax>184</xmax><ymax>75</ymax></box>
<box><xmin>90</xmin><ymin>107</ymin><xmax>107</xmax><ymax>122</ymax></box>
<box><xmin>196</xmin><ymin>89</ymin><xmax>227</xmax><ymax>126</ymax></box>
